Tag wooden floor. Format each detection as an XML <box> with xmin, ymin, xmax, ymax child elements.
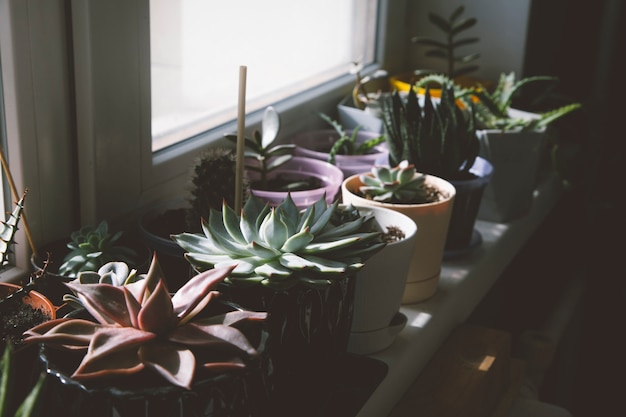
<box><xmin>467</xmin><ymin>189</ymin><xmax>626</xmax><ymax>417</ymax></box>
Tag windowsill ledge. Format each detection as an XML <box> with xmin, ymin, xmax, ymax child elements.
<box><xmin>357</xmin><ymin>172</ymin><xmax>563</xmax><ymax>417</ymax></box>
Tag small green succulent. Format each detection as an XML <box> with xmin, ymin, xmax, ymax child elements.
<box><xmin>62</xmin><ymin>261</ymin><xmax>145</xmax><ymax>310</ymax></box>
<box><xmin>359</xmin><ymin>161</ymin><xmax>434</xmax><ymax>204</ymax></box>
<box><xmin>58</xmin><ymin>220</ymin><xmax>138</xmax><ymax>278</ymax></box>
<box><xmin>1</xmin><ymin>344</ymin><xmax>46</xmax><ymax>417</ymax></box>
<box><xmin>224</xmin><ymin>106</ymin><xmax>296</xmax><ymax>190</ymax></box>
<box><xmin>318</xmin><ymin>113</ymin><xmax>386</xmax><ymax>165</ymax></box>
<box><xmin>172</xmin><ymin>194</ymin><xmax>385</xmax><ymax>289</ymax></box>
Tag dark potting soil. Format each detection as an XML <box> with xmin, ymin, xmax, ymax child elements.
<box><xmin>252</xmin><ymin>175</ymin><xmax>323</xmax><ymax>192</ymax></box>
<box><xmin>1</xmin><ymin>300</ymin><xmax>50</xmax><ymax>347</ymax></box>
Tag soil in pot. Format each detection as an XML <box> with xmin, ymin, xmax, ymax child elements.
<box><xmin>251</xmin><ymin>175</ymin><xmax>323</xmax><ymax>192</ymax></box>
<box><xmin>0</xmin><ymin>284</ymin><xmax>54</xmax><ymax>349</ymax></box>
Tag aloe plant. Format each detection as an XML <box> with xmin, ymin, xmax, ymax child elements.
<box><xmin>58</xmin><ymin>220</ymin><xmax>138</xmax><ymax>278</ymax></box>
<box><xmin>416</xmin><ymin>72</ymin><xmax>582</xmax><ymax>131</ymax></box>
<box><xmin>381</xmin><ymin>79</ymin><xmax>479</xmax><ymax>181</ymax></box>
<box><xmin>1</xmin><ymin>344</ymin><xmax>46</xmax><ymax>417</ymax></box>
<box><xmin>172</xmin><ymin>193</ymin><xmax>385</xmax><ymax>289</ymax></box>
<box><xmin>0</xmin><ymin>191</ymin><xmax>27</xmax><ymax>268</ymax></box>
<box><xmin>358</xmin><ymin>160</ymin><xmax>439</xmax><ymax>204</ymax></box>
<box><xmin>411</xmin><ymin>5</ymin><xmax>480</xmax><ymax>78</ymax></box>
<box><xmin>224</xmin><ymin>106</ymin><xmax>296</xmax><ymax>190</ymax></box>
<box><xmin>318</xmin><ymin>113</ymin><xmax>386</xmax><ymax>165</ymax></box>
<box><xmin>23</xmin><ymin>255</ymin><xmax>266</xmax><ymax>390</ymax></box>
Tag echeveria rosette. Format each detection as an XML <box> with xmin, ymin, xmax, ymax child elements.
<box><xmin>172</xmin><ymin>194</ymin><xmax>385</xmax><ymax>289</ymax></box>
<box><xmin>359</xmin><ymin>160</ymin><xmax>430</xmax><ymax>203</ymax></box>
<box><xmin>22</xmin><ymin>255</ymin><xmax>267</xmax><ymax>390</ymax></box>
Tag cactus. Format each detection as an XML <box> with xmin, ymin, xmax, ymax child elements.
<box><xmin>185</xmin><ymin>147</ymin><xmax>250</xmax><ymax>232</ymax></box>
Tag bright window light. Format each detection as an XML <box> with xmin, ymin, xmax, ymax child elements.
<box><xmin>150</xmin><ymin>0</ymin><xmax>378</xmax><ymax>151</ymax></box>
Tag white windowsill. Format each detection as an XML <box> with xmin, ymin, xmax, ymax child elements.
<box><xmin>357</xmin><ymin>172</ymin><xmax>563</xmax><ymax>417</ymax></box>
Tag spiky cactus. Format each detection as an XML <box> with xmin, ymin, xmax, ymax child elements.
<box><xmin>358</xmin><ymin>161</ymin><xmax>438</xmax><ymax>204</ymax></box>
<box><xmin>0</xmin><ymin>191</ymin><xmax>27</xmax><ymax>268</ymax></box>
<box><xmin>185</xmin><ymin>147</ymin><xmax>250</xmax><ymax>232</ymax></box>
<box><xmin>172</xmin><ymin>194</ymin><xmax>386</xmax><ymax>289</ymax></box>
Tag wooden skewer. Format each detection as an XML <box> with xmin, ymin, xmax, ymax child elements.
<box><xmin>235</xmin><ymin>65</ymin><xmax>247</xmax><ymax>214</ymax></box>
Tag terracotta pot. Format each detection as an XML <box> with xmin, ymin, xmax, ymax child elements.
<box><xmin>341</xmin><ymin>173</ymin><xmax>455</xmax><ymax>304</ymax></box>
<box><xmin>291</xmin><ymin>129</ymin><xmax>388</xmax><ymax>178</ymax></box>
<box><xmin>347</xmin><ymin>205</ymin><xmax>417</xmax><ymax>354</ymax></box>
<box><xmin>246</xmin><ymin>156</ymin><xmax>343</xmax><ymax>209</ymax></box>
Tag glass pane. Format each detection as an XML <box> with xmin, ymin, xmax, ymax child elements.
<box><xmin>150</xmin><ymin>0</ymin><xmax>377</xmax><ymax>151</ymax></box>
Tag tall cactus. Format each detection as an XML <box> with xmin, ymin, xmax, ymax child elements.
<box><xmin>0</xmin><ymin>190</ymin><xmax>27</xmax><ymax>268</ymax></box>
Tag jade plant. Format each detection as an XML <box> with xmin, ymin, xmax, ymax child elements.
<box><xmin>172</xmin><ymin>193</ymin><xmax>386</xmax><ymax>289</ymax></box>
<box><xmin>415</xmin><ymin>72</ymin><xmax>582</xmax><ymax>131</ymax></box>
<box><xmin>358</xmin><ymin>160</ymin><xmax>444</xmax><ymax>204</ymax></box>
<box><xmin>224</xmin><ymin>106</ymin><xmax>296</xmax><ymax>190</ymax></box>
<box><xmin>58</xmin><ymin>220</ymin><xmax>138</xmax><ymax>278</ymax></box>
<box><xmin>381</xmin><ymin>79</ymin><xmax>480</xmax><ymax>181</ymax></box>
<box><xmin>23</xmin><ymin>255</ymin><xmax>267</xmax><ymax>390</ymax></box>
<box><xmin>411</xmin><ymin>5</ymin><xmax>480</xmax><ymax>78</ymax></box>
<box><xmin>318</xmin><ymin>113</ymin><xmax>386</xmax><ymax>165</ymax></box>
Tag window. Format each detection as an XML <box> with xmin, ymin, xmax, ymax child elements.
<box><xmin>150</xmin><ymin>0</ymin><xmax>378</xmax><ymax>151</ymax></box>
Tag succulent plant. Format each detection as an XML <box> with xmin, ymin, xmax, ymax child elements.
<box><xmin>0</xmin><ymin>190</ymin><xmax>27</xmax><ymax>268</ymax></box>
<box><xmin>224</xmin><ymin>106</ymin><xmax>296</xmax><ymax>190</ymax></box>
<box><xmin>381</xmin><ymin>79</ymin><xmax>480</xmax><ymax>181</ymax></box>
<box><xmin>58</xmin><ymin>220</ymin><xmax>138</xmax><ymax>278</ymax></box>
<box><xmin>172</xmin><ymin>193</ymin><xmax>386</xmax><ymax>289</ymax></box>
<box><xmin>411</xmin><ymin>5</ymin><xmax>480</xmax><ymax>78</ymax></box>
<box><xmin>1</xmin><ymin>344</ymin><xmax>46</xmax><ymax>417</ymax></box>
<box><xmin>185</xmin><ymin>147</ymin><xmax>250</xmax><ymax>233</ymax></box>
<box><xmin>358</xmin><ymin>160</ymin><xmax>436</xmax><ymax>204</ymax></box>
<box><xmin>62</xmin><ymin>261</ymin><xmax>145</xmax><ymax>310</ymax></box>
<box><xmin>318</xmin><ymin>113</ymin><xmax>386</xmax><ymax>165</ymax></box>
<box><xmin>415</xmin><ymin>72</ymin><xmax>582</xmax><ymax>132</ymax></box>
<box><xmin>23</xmin><ymin>255</ymin><xmax>266</xmax><ymax>390</ymax></box>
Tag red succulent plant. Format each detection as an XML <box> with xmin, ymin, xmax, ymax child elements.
<box><xmin>23</xmin><ymin>254</ymin><xmax>267</xmax><ymax>389</ymax></box>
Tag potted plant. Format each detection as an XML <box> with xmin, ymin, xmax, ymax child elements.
<box><xmin>391</xmin><ymin>5</ymin><xmax>484</xmax><ymax>95</ymax></box>
<box><xmin>138</xmin><ymin>147</ymin><xmax>249</xmax><ymax>283</ymax></box>
<box><xmin>336</xmin><ymin>63</ymin><xmax>389</xmax><ymax>133</ymax></box>
<box><xmin>22</xmin><ymin>255</ymin><xmax>271</xmax><ymax>417</ymax></box>
<box><xmin>1</xmin><ymin>191</ymin><xmax>56</xmax><ymax>350</ymax></box>
<box><xmin>381</xmin><ymin>79</ymin><xmax>493</xmax><ymax>256</ymax></box>
<box><xmin>30</xmin><ymin>220</ymin><xmax>149</xmax><ymax>305</ymax></box>
<box><xmin>342</xmin><ymin>161</ymin><xmax>455</xmax><ymax>303</ymax></box>
<box><xmin>291</xmin><ymin>112</ymin><xmax>388</xmax><ymax>177</ymax></box>
<box><xmin>344</xmin><ymin>203</ymin><xmax>418</xmax><ymax>354</ymax></box>
<box><xmin>172</xmin><ymin>193</ymin><xmax>385</xmax><ymax>394</ymax></box>
<box><xmin>225</xmin><ymin>106</ymin><xmax>343</xmax><ymax>209</ymax></box>
<box><xmin>455</xmin><ymin>72</ymin><xmax>582</xmax><ymax>222</ymax></box>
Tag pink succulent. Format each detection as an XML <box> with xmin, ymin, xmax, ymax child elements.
<box><xmin>23</xmin><ymin>254</ymin><xmax>267</xmax><ymax>389</ymax></box>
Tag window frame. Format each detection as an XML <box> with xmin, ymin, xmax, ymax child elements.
<box><xmin>71</xmin><ymin>0</ymin><xmax>399</xmax><ymax>225</ymax></box>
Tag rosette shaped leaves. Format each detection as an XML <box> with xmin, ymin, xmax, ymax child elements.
<box><xmin>359</xmin><ymin>160</ymin><xmax>432</xmax><ymax>204</ymax></box>
<box><xmin>173</xmin><ymin>194</ymin><xmax>385</xmax><ymax>289</ymax></box>
<box><xmin>22</xmin><ymin>255</ymin><xmax>266</xmax><ymax>390</ymax></box>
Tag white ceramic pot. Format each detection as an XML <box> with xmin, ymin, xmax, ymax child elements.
<box><xmin>341</xmin><ymin>173</ymin><xmax>456</xmax><ymax>304</ymax></box>
<box><xmin>347</xmin><ymin>205</ymin><xmax>417</xmax><ymax>355</ymax></box>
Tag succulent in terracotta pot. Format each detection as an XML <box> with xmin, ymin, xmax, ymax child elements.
<box><xmin>22</xmin><ymin>255</ymin><xmax>267</xmax><ymax>390</ymax></box>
